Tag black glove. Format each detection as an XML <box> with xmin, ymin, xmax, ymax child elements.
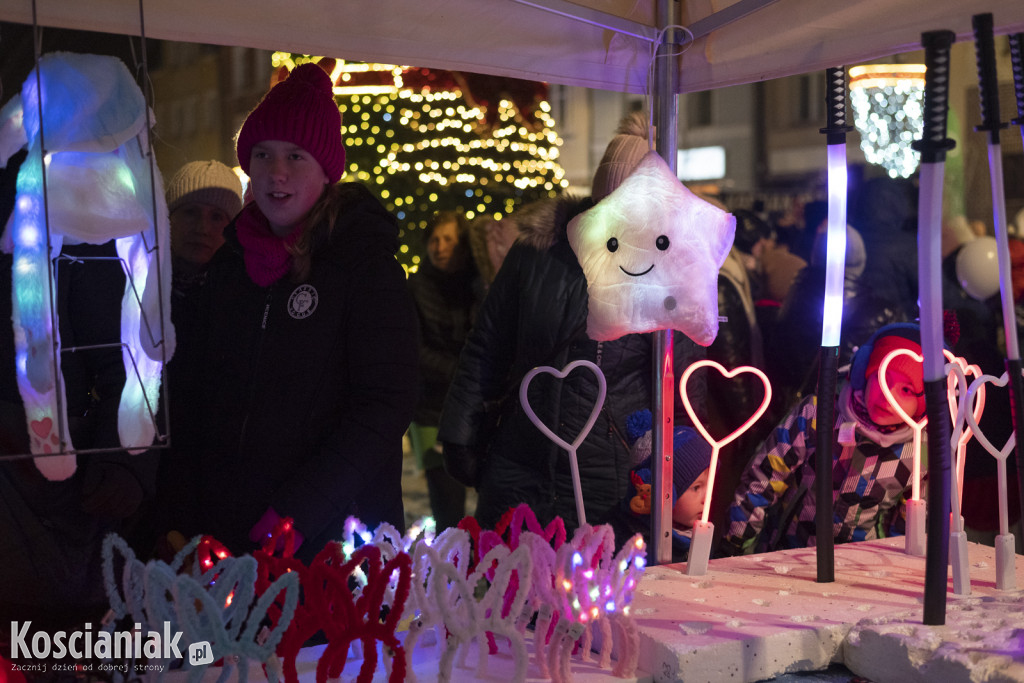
<box><xmin>80</xmin><ymin>462</ymin><xmax>145</xmax><ymax>520</ymax></box>
<box><xmin>442</xmin><ymin>442</ymin><xmax>484</xmax><ymax>488</ymax></box>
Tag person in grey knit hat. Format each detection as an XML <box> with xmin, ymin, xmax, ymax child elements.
<box><xmin>165</xmin><ymin>159</ymin><xmax>244</xmax><ymax>279</ymax></box>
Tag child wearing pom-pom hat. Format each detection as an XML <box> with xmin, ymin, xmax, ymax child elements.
<box><xmin>163</xmin><ymin>61</ymin><xmax>419</xmax><ymax>562</ymax></box>
<box><xmin>721</xmin><ymin>322</ymin><xmax>937</xmax><ymax>556</ymax></box>
<box><xmin>609</xmin><ymin>409</ymin><xmax>713</xmax><ymax>561</ymax></box>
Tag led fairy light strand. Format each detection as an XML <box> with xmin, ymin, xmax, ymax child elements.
<box><xmin>542</xmin><ymin>523</ymin><xmax>644</xmax><ymax>683</ymax></box>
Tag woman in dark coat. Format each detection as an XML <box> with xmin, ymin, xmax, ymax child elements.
<box><xmin>438</xmin><ymin>195</ymin><xmax>706</xmax><ymax>534</ymax></box>
<box><xmin>407</xmin><ymin>210</ymin><xmax>480</xmax><ymax>530</ymax></box>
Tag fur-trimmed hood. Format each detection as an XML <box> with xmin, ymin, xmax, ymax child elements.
<box><xmin>513</xmin><ymin>194</ymin><xmax>590</xmax><ymax>252</ymax></box>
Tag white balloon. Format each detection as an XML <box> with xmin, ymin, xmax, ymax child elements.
<box><xmin>956</xmin><ymin>236</ymin><xmax>1001</xmax><ymax>301</ymax></box>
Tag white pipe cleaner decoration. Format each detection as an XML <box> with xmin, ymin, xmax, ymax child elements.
<box><xmin>431</xmin><ymin>542</ymin><xmax>533</xmax><ymax>683</ymax></box>
<box><xmin>404</xmin><ymin>526</ymin><xmax>473</xmax><ymax>682</ymax></box>
<box><xmin>0</xmin><ymin>51</ymin><xmax>174</xmax><ymax>478</ymax></box>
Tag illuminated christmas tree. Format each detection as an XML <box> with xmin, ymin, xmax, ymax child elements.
<box><xmin>271</xmin><ymin>53</ymin><xmax>568</xmax><ymax>271</ymax></box>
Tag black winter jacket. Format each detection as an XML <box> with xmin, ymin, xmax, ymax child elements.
<box><xmin>407</xmin><ymin>261</ymin><xmax>479</xmax><ymax>426</ymax></box>
<box><xmin>166</xmin><ymin>183</ymin><xmax>419</xmax><ymax>562</ymax></box>
<box><xmin>437</xmin><ymin>196</ymin><xmax>706</xmax><ymax>534</ymax></box>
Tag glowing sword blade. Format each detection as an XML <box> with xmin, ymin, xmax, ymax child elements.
<box><xmin>914</xmin><ymin>27</ymin><xmax>957</xmax><ymax>626</ymax></box>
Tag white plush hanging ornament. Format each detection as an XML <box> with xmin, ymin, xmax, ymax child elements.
<box><xmin>567</xmin><ymin>151</ymin><xmax>735</xmax><ymax>345</ymax></box>
<box><xmin>0</xmin><ymin>52</ymin><xmax>175</xmax><ymax>478</ymax></box>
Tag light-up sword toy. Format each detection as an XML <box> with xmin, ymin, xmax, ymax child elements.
<box><xmin>973</xmin><ymin>13</ymin><xmax>1024</xmax><ymax>545</ymax></box>
<box><xmin>814</xmin><ymin>66</ymin><xmax>853</xmax><ymax>583</ymax></box>
<box><xmin>911</xmin><ymin>27</ymin><xmax>957</xmax><ymax>626</ymax></box>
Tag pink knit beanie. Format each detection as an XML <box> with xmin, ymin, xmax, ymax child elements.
<box><xmin>235</xmin><ymin>62</ymin><xmax>345</xmax><ymax>183</ymax></box>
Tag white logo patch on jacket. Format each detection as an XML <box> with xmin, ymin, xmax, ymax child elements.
<box><xmin>287</xmin><ymin>284</ymin><xmax>318</xmax><ymax>319</ymax></box>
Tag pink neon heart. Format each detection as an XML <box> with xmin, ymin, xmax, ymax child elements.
<box><xmin>520</xmin><ymin>360</ymin><xmax>607</xmax><ymax>452</ymax></box>
<box><xmin>879</xmin><ymin>348</ymin><xmax>957</xmax><ymax>428</ymax></box>
<box><xmin>678</xmin><ymin>360</ymin><xmax>771</xmax><ymax>449</ymax></box>
<box><xmin>30</xmin><ymin>417</ymin><xmax>53</xmax><ymax>439</ymax></box>
<box><xmin>964</xmin><ymin>371</ymin><xmax>1018</xmax><ymax>462</ymax></box>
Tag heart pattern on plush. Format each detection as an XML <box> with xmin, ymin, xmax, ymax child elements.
<box><xmin>30</xmin><ymin>417</ymin><xmax>53</xmax><ymax>439</ymax></box>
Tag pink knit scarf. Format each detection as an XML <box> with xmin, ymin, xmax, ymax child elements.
<box><xmin>235</xmin><ymin>202</ymin><xmax>304</xmax><ymax>287</ymax></box>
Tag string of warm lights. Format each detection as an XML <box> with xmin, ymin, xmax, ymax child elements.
<box><xmin>270</xmin><ymin>53</ymin><xmax>568</xmax><ymax>272</ymax></box>
<box><xmin>849</xmin><ymin>64</ymin><xmax>926</xmax><ymax>179</ymax></box>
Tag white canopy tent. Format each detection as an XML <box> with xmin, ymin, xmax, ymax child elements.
<box><xmin>2</xmin><ymin>0</ymin><xmax>1023</xmax><ymax>94</ymax></box>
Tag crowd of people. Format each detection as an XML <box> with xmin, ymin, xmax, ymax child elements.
<box><xmin>2</xmin><ymin>53</ymin><xmax>1024</xmax><ymax>644</ymax></box>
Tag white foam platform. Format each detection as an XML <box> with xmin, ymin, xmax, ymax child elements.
<box><xmin>633</xmin><ymin>536</ymin><xmax>1024</xmax><ymax>682</ymax></box>
<box><xmin>149</xmin><ymin>537</ymin><xmax>1024</xmax><ymax>683</ymax></box>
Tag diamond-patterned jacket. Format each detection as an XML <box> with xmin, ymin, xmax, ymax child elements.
<box><xmin>722</xmin><ymin>385</ymin><xmax>918</xmax><ymax>555</ymax></box>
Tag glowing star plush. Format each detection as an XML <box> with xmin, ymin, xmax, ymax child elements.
<box><xmin>567</xmin><ymin>151</ymin><xmax>735</xmax><ymax>345</ymax></box>
<box><xmin>0</xmin><ymin>52</ymin><xmax>174</xmax><ymax>479</ymax></box>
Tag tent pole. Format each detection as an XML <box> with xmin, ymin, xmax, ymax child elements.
<box><xmin>651</xmin><ymin>0</ymin><xmax>680</xmax><ymax>566</ymax></box>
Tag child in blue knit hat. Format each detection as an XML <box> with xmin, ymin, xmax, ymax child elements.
<box><xmin>610</xmin><ymin>409</ymin><xmax>713</xmax><ymax>561</ymax></box>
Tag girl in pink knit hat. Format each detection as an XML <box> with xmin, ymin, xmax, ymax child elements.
<box><xmin>160</xmin><ymin>61</ymin><xmax>419</xmax><ymax>562</ymax></box>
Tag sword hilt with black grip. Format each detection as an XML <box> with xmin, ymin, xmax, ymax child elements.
<box><xmin>911</xmin><ymin>29</ymin><xmax>957</xmax><ymax>163</ymax></box>
<box><xmin>819</xmin><ymin>67</ymin><xmax>853</xmax><ymax>145</ymax></box>
<box><xmin>1010</xmin><ymin>33</ymin><xmax>1023</xmax><ymax>127</ymax></box>
<box><xmin>972</xmin><ymin>13</ymin><xmax>1006</xmax><ymax>144</ymax></box>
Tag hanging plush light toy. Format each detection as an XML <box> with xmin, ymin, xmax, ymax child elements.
<box><xmin>566</xmin><ymin>151</ymin><xmax>734</xmax><ymax>345</ymax></box>
<box><xmin>0</xmin><ymin>52</ymin><xmax>174</xmax><ymax>480</ymax></box>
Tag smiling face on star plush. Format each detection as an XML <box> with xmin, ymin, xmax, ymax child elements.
<box><xmin>567</xmin><ymin>151</ymin><xmax>735</xmax><ymax>345</ymax></box>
